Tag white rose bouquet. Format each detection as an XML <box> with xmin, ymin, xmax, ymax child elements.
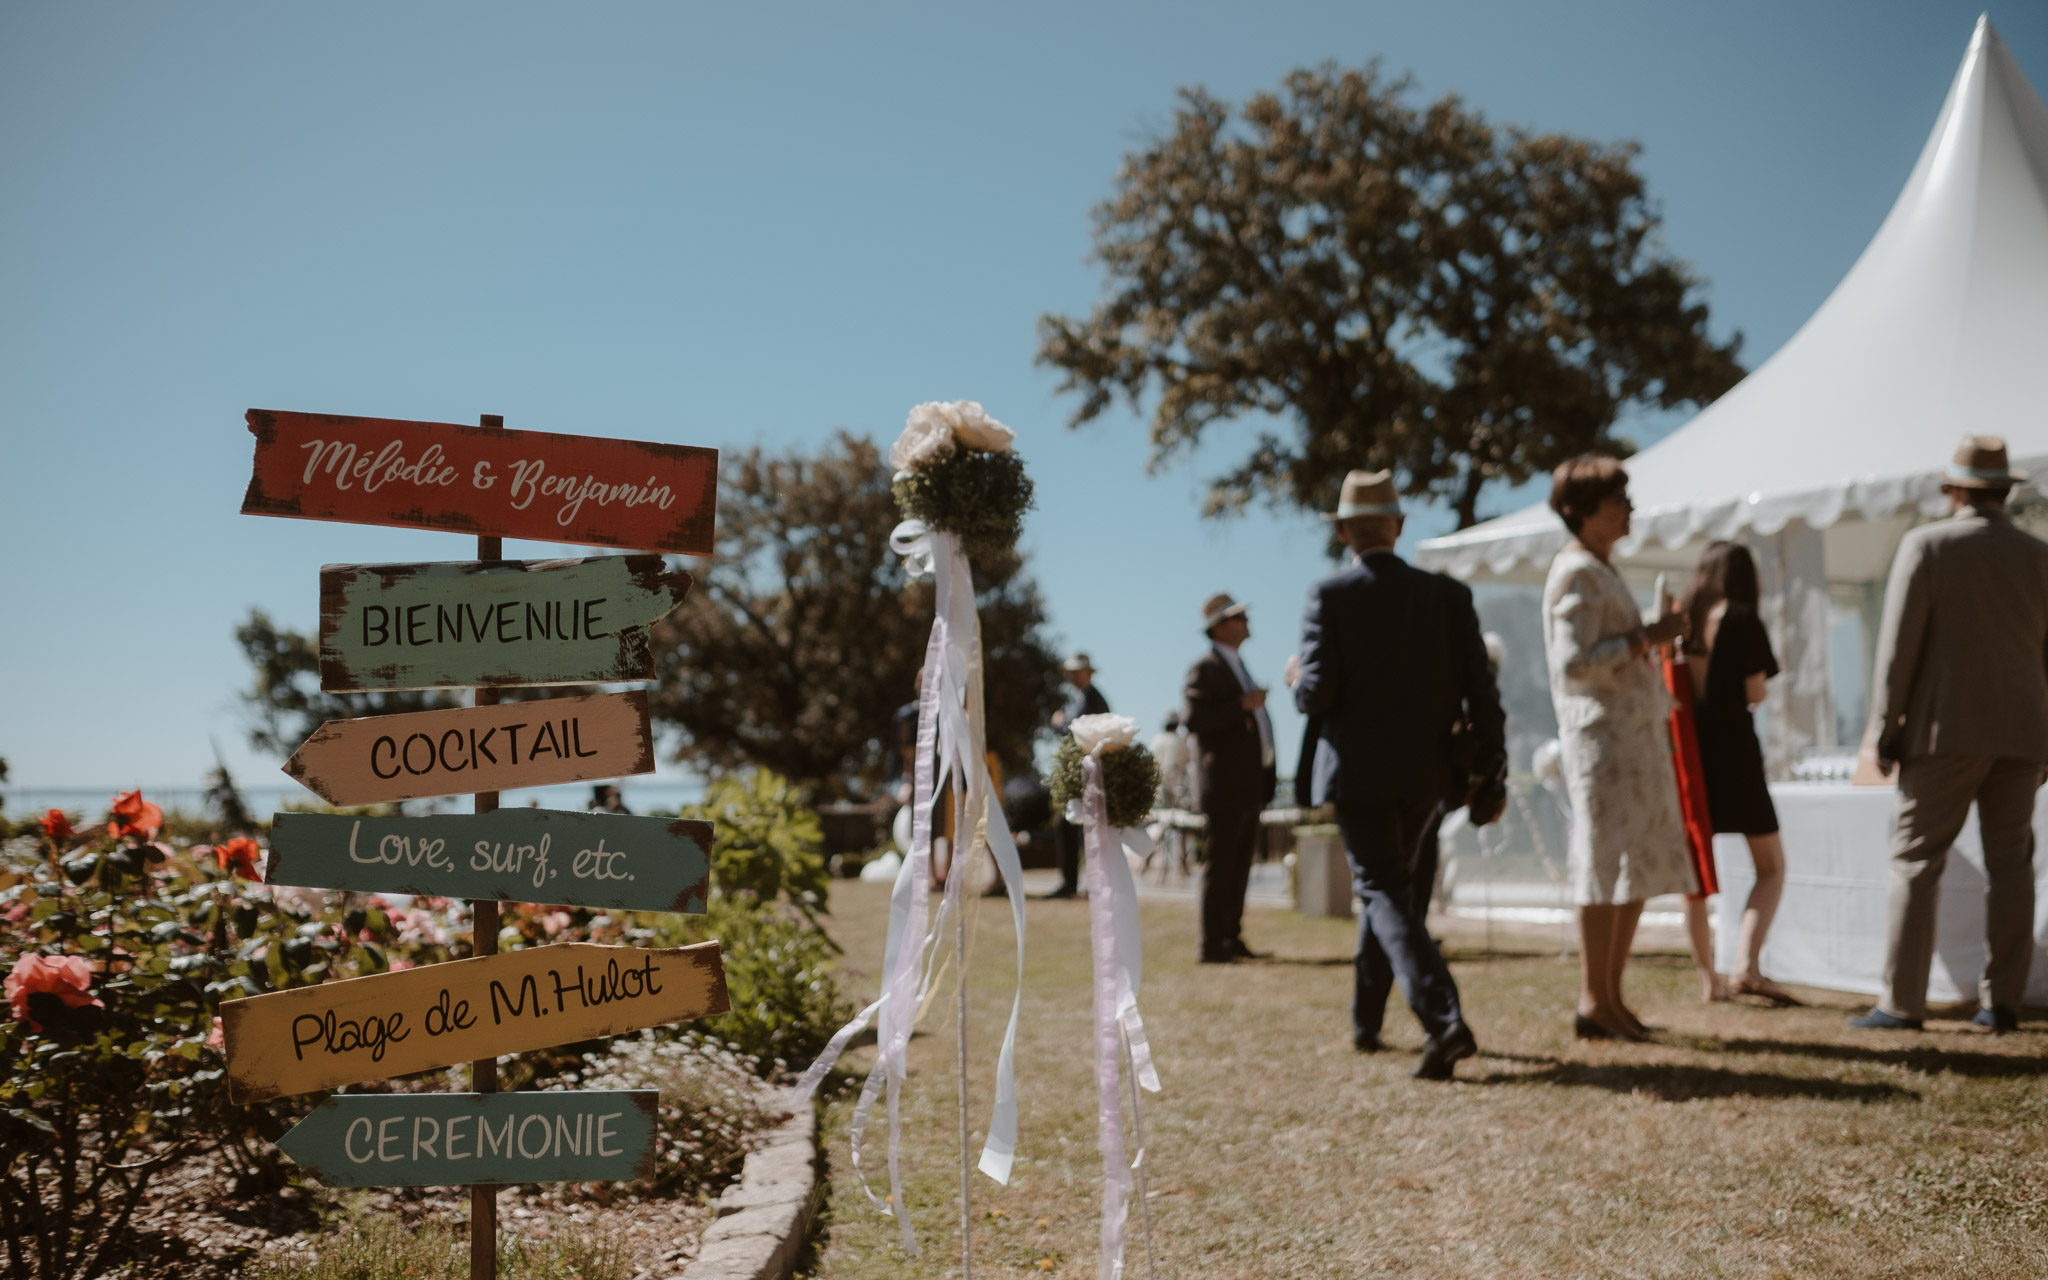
<box><xmin>1049</xmin><ymin>714</ymin><xmax>1161</xmax><ymax>829</ymax></box>
<box><xmin>889</xmin><ymin>400</ymin><xmax>1031</xmax><ymax>559</ymax></box>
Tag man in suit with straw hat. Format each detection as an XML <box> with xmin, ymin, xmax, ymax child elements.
<box><xmin>1853</xmin><ymin>436</ymin><xmax>2048</xmax><ymax>1035</ymax></box>
<box><xmin>1184</xmin><ymin>593</ymin><xmax>1278</xmax><ymax>962</ymax></box>
<box><xmin>1293</xmin><ymin>469</ymin><xmax>1504</xmax><ymax>1079</ymax></box>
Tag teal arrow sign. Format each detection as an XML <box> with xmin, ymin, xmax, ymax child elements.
<box><xmin>278</xmin><ymin>1091</ymin><xmax>658</xmax><ymax>1187</ymax></box>
<box><xmin>318</xmin><ymin>555</ymin><xmax>694</xmax><ymax>692</ymax></box>
<box><xmin>267</xmin><ymin>810</ymin><xmax>712</xmax><ymax>912</ymax></box>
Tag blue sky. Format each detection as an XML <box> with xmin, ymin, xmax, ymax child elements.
<box><xmin>3</xmin><ymin>2</ymin><xmax>2042</xmax><ymax>803</ymax></box>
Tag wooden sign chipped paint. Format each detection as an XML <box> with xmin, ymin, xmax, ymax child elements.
<box><xmin>284</xmin><ymin>691</ymin><xmax>655</xmax><ymax>806</ymax></box>
<box><xmin>240</xmin><ymin>409</ymin><xmax>719</xmax><ymax>555</ymax></box>
<box><xmin>222</xmin><ymin>942</ymin><xmax>728</xmax><ymax>1102</ymax></box>
<box><xmin>277</xmin><ymin>1091</ymin><xmax>660</xmax><ymax>1188</ymax></box>
<box><xmin>318</xmin><ymin>556</ymin><xmax>693</xmax><ymax>691</ymax></box>
<box><xmin>264</xmin><ymin>810</ymin><xmax>713</xmax><ymax>913</ymax></box>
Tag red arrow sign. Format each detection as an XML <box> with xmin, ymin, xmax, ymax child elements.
<box><xmin>240</xmin><ymin>409</ymin><xmax>718</xmax><ymax>555</ymax></box>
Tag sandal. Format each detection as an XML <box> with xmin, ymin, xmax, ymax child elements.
<box><xmin>1730</xmin><ymin>977</ymin><xmax>1803</xmax><ymax>1007</ymax></box>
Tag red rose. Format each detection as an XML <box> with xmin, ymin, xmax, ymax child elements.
<box><xmin>39</xmin><ymin>810</ymin><xmax>74</xmax><ymax>840</ymax></box>
<box><xmin>215</xmin><ymin>836</ymin><xmax>263</xmax><ymax>882</ymax></box>
<box><xmin>6</xmin><ymin>954</ymin><xmax>104</xmax><ymax>1031</ymax></box>
<box><xmin>107</xmin><ymin>790</ymin><xmax>164</xmax><ymax>839</ymax></box>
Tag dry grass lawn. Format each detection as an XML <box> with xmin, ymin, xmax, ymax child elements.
<box><xmin>800</xmin><ymin>878</ymin><xmax>2048</xmax><ymax>1279</ymax></box>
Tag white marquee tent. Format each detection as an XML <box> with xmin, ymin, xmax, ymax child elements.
<box><xmin>1418</xmin><ymin>15</ymin><xmax>2048</xmax><ymax>773</ymax></box>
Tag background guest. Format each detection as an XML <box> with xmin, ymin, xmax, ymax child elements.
<box><xmin>1184</xmin><ymin>594</ymin><xmax>1277</xmax><ymax>962</ymax></box>
<box><xmin>1680</xmin><ymin>541</ymin><xmax>1798</xmax><ymax>1004</ymax></box>
<box><xmin>1542</xmin><ymin>455</ymin><xmax>1695</xmax><ymax>1041</ymax></box>
<box><xmin>1150</xmin><ymin>712</ymin><xmax>1190</xmax><ymax>810</ymax></box>
<box><xmin>1853</xmin><ymin>437</ymin><xmax>2048</xmax><ymax>1035</ymax></box>
<box><xmin>1294</xmin><ymin>470</ymin><xmax>1502</xmax><ymax>1079</ymax></box>
<box><xmin>1046</xmin><ymin>652</ymin><xmax>1110</xmax><ymax>899</ymax></box>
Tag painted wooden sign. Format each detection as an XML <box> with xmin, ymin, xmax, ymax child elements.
<box><xmin>222</xmin><ymin>942</ymin><xmax>728</xmax><ymax>1102</ymax></box>
<box><xmin>317</xmin><ymin>556</ymin><xmax>693</xmax><ymax>691</ymax></box>
<box><xmin>241</xmin><ymin>409</ymin><xmax>718</xmax><ymax>555</ymax></box>
<box><xmin>284</xmin><ymin>691</ymin><xmax>656</xmax><ymax>806</ymax></box>
<box><xmin>277</xmin><ymin>1090</ymin><xmax>659</xmax><ymax>1187</ymax></box>
<box><xmin>266</xmin><ymin>810</ymin><xmax>713</xmax><ymax>912</ymax></box>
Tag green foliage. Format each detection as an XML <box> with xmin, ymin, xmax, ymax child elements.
<box><xmin>682</xmin><ymin>770</ymin><xmax>830</xmax><ymax>929</ymax></box>
<box><xmin>1047</xmin><ymin>736</ymin><xmax>1162</xmax><ymax>829</ymax></box>
<box><xmin>657</xmin><ymin>897</ymin><xmax>852</xmax><ymax>1077</ymax></box>
<box><xmin>890</xmin><ymin>447</ymin><xmax>1034</xmax><ymax>561</ymax></box>
<box><xmin>1037</xmin><ymin>61</ymin><xmax>1745</xmax><ymax>529</ymax></box>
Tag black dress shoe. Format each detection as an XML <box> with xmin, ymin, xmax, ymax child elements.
<box><xmin>1849</xmin><ymin>1008</ymin><xmax>1924</xmax><ymax>1031</ymax></box>
<box><xmin>1412</xmin><ymin>1021</ymin><xmax>1477</xmax><ymax>1080</ymax></box>
<box><xmin>1353</xmin><ymin>1031</ymin><xmax>1384</xmax><ymax>1053</ymax></box>
<box><xmin>1973</xmin><ymin>1006</ymin><xmax>2020</xmax><ymax>1034</ymax></box>
<box><xmin>1225</xmin><ymin>938</ymin><xmax>1270</xmax><ymax>961</ymax></box>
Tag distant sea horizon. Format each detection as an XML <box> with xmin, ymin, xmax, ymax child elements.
<box><xmin>6</xmin><ymin>776</ymin><xmax>711</xmax><ymax>821</ymax></box>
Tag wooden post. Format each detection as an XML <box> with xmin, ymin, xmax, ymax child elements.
<box><xmin>471</xmin><ymin>413</ymin><xmax>504</xmax><ymax>1280</ymax></box>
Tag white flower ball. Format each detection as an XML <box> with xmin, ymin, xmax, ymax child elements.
<box><xmin>1071</xmin><ymin>712</ymin><xmax>1140</xmax><ymax>756</ymax></box>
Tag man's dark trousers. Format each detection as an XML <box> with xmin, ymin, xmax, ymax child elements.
<box><xmin>1201</xmin><ymin>806</ymin><xmax>1262</xmax><ymax>956</ymax></box>
<box><xmin>1337</xmin><ymin>795</ymin><xmax>1462</xmax><ymax>1042</ymax></box>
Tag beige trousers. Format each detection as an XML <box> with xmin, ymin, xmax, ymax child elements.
<box><xmin>1881</xmin><ymin>754</ymin><xmax>2041</xmax><ymax>1018</ymax></box>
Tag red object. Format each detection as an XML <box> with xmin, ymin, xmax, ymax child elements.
<box><xmin>38</xmin><ymin>810</ymin><xmax>73</xmax><ymax>840</ymax></box>
<box><xmin>1662</xmin><ymin>650</ymin><xmax>1720</xmax><ymax>897</ymax></box>
<box><xmin>213</xmin><ymin>837</ymin><xmax>264</xmax><ymax>883</ymax></box>
<box><xmin>6</xmin><ymin>954</ymin><xmax>103</xmax><ymax>1030</ymax></box>
<box><xmin>241</xmin><ymin>409</ymin><xmax>719</xmax><ymax>555</ymax></box>
<box><xmin>106</xmin><ymin>790</ymin><xmax>164</xmax><ymax>839</ymax></box>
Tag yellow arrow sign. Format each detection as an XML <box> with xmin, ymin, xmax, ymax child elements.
<box><xmin>221</xmin><ymin>942</ymin><xmax>727</xmax><ymax>1103</ymax></box>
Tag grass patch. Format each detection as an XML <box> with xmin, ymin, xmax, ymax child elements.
<box><xmin>250</xmin><ymin>1212</ymin><xmax>628</xmax><ymax>1280</ymax></box>
<box><xmin>802</xmin><ymin>879</ymin><xmax>2048</xmax><ymax>1279</ymax></box>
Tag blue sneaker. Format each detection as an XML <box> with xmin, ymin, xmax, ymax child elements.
<box><xmin>1972</xmin><ymin>1006</ymin><xmax>2019</xmax><ymax>1034</ymax></box>
<box><xmin>1849</xmin><ymin>1008</ymin><xmax>1924</xmax><ymax>1031</ymax></box>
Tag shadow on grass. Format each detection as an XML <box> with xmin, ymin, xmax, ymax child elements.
<box><xmin>1711</xmin><ymin>1037</ymin><xmax>2048</xmax><ymax>1079</ymax></box>
<box><xmin>1468</xmin><ymin>1056</ymin><xmax>1918</xmax><ymax>1102</ymax></box>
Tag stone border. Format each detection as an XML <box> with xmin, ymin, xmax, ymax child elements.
<box><xmin>683</xmin><ymin>1088</ymin><xmax>816</xmax><ymax>1280</ymax></box>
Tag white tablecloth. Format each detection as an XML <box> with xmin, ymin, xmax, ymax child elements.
<box><xmin>1712</xmin><ymin>782</ymin><xmax>2048</xmax><ymax>1005</ymax></box>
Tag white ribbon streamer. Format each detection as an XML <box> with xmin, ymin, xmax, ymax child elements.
<box><xmin>791</xmin><ymin>521</ymin><xmax>1031</xmax><ymax>1254</ymax></box>
<box><xmin>1081</xmin><ymin>754</ymin><xmax>1161</xmax><ymax>1280</ymax></box>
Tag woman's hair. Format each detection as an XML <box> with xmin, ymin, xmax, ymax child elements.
<box><xmin>1548</xmin><ymin>454</ymin><xmax>1629</xmax><ymax>535</ymax></box>
<box><xmin>1681</xmin><ymin>541</ymin><xmax>1760</xmax><ymax>655</ymax></box>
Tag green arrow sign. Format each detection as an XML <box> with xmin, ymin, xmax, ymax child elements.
<box><xmin>318</xmin><ymin>555</ymin><xmax>694</xmax><ymax>692</ymax></box>
<box><xmin>267</xmin><ymin>810</ymin><xmax>712</xmax><ymax>913</ymax></box>
<box><xmin>278</xmin><ymin>1091</ymin><xmax>658</xmax><ymax>1187</ymax></box>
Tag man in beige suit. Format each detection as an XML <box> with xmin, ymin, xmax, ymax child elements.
<box><xmin>1853</xmin><ymin>437</ymin><xmax>2048</xmax><ymax>1035</ymax></box>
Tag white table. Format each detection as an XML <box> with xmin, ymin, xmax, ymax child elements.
<box><xmin>1712</xmin><ymin>782</ymin><xmax>2048</xmax><ymax>1005</ymax></box>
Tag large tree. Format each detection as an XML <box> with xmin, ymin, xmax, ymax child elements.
<box><xmin>1038</xmin><ymin>62</ymin><xmax>1745</xmax><ymax>528</ymax></box>
<box><xmin>647</xmin><ymin>432</ymin><xmax>1062</xmax><ymax>799</ymax></box>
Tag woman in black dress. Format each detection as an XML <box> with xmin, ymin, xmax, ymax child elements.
<box><xmin>1680</xmin><ymin>542</ymin><xmax>1799</xmax><ymax>1004</ymax></box>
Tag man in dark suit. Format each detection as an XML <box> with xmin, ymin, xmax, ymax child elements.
<box><xmin>1293</xmin><ymin>470</ymin><xmax>1505</xmax><ymax>1080</ymax></box>
<box><xmin>1046</xmin><ymin>652</ymin><xmax>1111</xmax><ymax>899</ymax></box>
<box><xmin>1184</xmin><ymin>593</ymin><xmax>1278</xmax><ymax>962</ymax></box>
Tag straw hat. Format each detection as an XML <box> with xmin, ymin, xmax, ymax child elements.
<box><xmin>1200</xmin><ymin>593</ymin><xmax>1249</xmax><ymax>633</ymax></box>
<box><xmin>1945</xmin><ymin>435</ymin><xmax>2026</xmax><ymax>488</ymax></box>
<box><xmin>1062</xmin><ymin>652</ymin><xmax>1095</xmax><ymax>673</ymax></box>
<box><xmin>1327</xmin><ymin>469</ymin><xmax>1402</xmax><ymax>519</ymax></box>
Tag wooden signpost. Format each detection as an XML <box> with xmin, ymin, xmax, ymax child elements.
<box><xmin>284</xmin><ymin>690</ymin><xmax>656</xmax><ymax>805</ymax></box>
<box><xmin>223</xmin><ymin>942</ymin><xmax>729</xmax><ymax>1103</ymax></box>
<box><xmin>277</xmin><ymin>1091</ymin><xmax>660</xmax><ymax>1188</ymax></box>
<box><xmin>234</xmin><ymin>409</ymin><xmax>725</xmax><ymax>1280</ymax></box>
<box><xmin>265</xmin><ymin>810</ymin><xmax>713</xmax><ymax>911</ymax></box>
<box><xmin>318</xmin><ymin>556</ymin><xmax>694</xmax><ymax>691</ymax></box>
<box><xmin>241</xmin><ymin>409</ymin><xmax>719</xmax><ymax>555</ymax></box>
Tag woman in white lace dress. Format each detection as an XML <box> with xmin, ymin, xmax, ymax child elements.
<box><xmin>1542</xmin><ymin>456</ymin><xmax>1696</xmax><ymax>1041</ymax></box>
